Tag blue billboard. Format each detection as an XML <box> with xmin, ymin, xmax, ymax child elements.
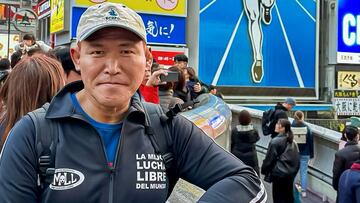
<box><xmin>71</xmin><ymin>7</ymin><xmax>185</xmax><ymax>45</ymax></box>
<box><xmin>337</xmin><ymin>0</ymin><xmax>360</xmax><ymax>64</ymax></box>
<box><xmin>199</xmin><ymin>0</ymin><xmax>318</xmax><ymax>97</ymax></box>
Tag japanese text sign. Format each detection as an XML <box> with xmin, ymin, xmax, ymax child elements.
<box><xmin>74</xmin><ymin>0</ymin><xmax>187</xmax><ymax>17</ymax></box>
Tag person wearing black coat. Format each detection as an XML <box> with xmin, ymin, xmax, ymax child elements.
<box><xmin>332</xmin><ymin>125</ymin><xmax>360</xmax><ymax>202</ymax></box>
<box><xmin>261</xmin><ymin>119</ymin><xmax>300</xmax><ymax>203</ymax></box>
<box><xmin>231</xmin><ymin>110</ymin><xmax>260</xmax><ymax>175</ymax></box>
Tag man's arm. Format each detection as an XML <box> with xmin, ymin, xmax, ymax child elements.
<box><xmin>0</xmin><ymin>116</ymin><xmax>39</xmax><ymax>203</ymax></box>
<box><xmin>172</xmin><ymin>116</ymin><xmax>266</xmax><ymax>203</ymax></box>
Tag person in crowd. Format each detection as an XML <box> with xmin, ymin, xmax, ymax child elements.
<box><xmin>291</xmin><ymin>110</ymin><xmax>314</xmax><ymax>198</ymax></box>
<box><xmin>184</xmin><ymin>66</ymin><xmax>208</xmax><ymax>99</ymax></box>
<box><xmin>231</xmin><ymin>110</ymin><xmax>260</xmax><ymax>175</ymax></box>
<box><xmin>10</xmin><ymin>50</ymin><xmax>22</xmax><ymax>68</ymax></box>
<box><xmin>269</xmin><ymin>97</ymin><xmax>296</xmax><ymax>138</ymax></box>
<box><xmin>261</xmin><ymin>119</ymin><xmax>300</xmax><ymax>203</ymax></box>
<box><xmin>0</xmin><ymin>54</ymin><xmax>65</xmax><ymax>150</ymax></box>
<box><xmin>338</xmin><ymin>159</ymin><xmax>360</xmax><ymax>203</ymax></box>
<box><xmin>51</xmin><ymin>46</ymin><xmax>81</xmax><ymax>84</ymax></box>
<box><xmin>158</xmin><ymin>66</ymin><xmax>184</xmax><ymax>110</ymax></box>
<box><xmin>332</xmin><ymin>125</ymin><xmax>360</xmax><ymax>201</ymax></box>
<box><xmin>172</xmin><ymin>66</ymin><xmax>192</xmax><ymax>103</ymax></box>
<box><xmin>139</xmin><ymin>47</ymin><xmax>160</xmax><ymax>103</ymax></box>
<box><xmin>0</xmin><ymin>58</ymin><xmax>11</xmax><ymax>83</ymax></box>
<box><xmin>0</xmin><ymin>3</ymin><xmax>266</xmax><ymax>202</ymax></box>
<box><xmin>174</xmin><ymin>54</ymin><xmax>188</xmax><ymax>70</ymax></box>
<box><xmin>15</xmin><ymin>33</ymin><xmax>52</xmax><ymax>55</ymax></box>
<box><xmin>209</xmin><ymin>85</ymin><xmax>224</xmax><ymax>99</ymax></box>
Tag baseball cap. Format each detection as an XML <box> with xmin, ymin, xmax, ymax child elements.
<box><xmin>76</xmin><ymin>2</ymin><xmax>146</xmax><ymax>42</ymax></box>
<box><xmin>284</xmin><ymin>97</ymin><xmax>296</xmax><ymax>106</ymax></box>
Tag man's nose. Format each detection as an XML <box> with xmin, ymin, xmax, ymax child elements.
<box><xmin>105</xmin><ymin>58</ymin><xmax>120</xmax><ymax>74</ymax></box>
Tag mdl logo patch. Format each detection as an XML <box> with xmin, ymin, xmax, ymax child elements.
<box><xmin>50</xmin><ymin>168</ymin><xmax>85</xmax><ymax>190</ymax></box>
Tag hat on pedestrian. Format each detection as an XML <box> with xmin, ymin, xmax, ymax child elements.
<box><xmin>284</xmin><ymin>97</ymin><xmax>296</xmax><ymax>106</ymax></box>
<box><xmin>76</xmin><ymin>2</ymin><xmax>146</xmax><ymax>42</ymax></box>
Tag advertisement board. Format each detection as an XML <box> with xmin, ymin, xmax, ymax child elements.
<box><xmin>37</xmin><ymin>0</ymin><xmax>51</xmax><ymax>18</ymax></box>
<box><xmin>50</xmin><ymin>0</ymin><xmax>64</xmax><ymax>33</ymax></box>
<box><xmin>337</xmin><ymin>71</ymin><xmax>360</xmax><ymax>90</ymax></box>
<box><xmin>337</xmin><ymin>0</ymin><xmax>360</xmax><ymax>64</ymax></box>
<box><xmin>74</xmin><ymin>0</ymin><xmax>187</xmax><ymax>17</ymax></box>
<box><xmin>199</xmin><ymin>0</ymin><xmax>319</xmax><ymax>98</ymax></box>
<box><xmin>333</xmin><ymin>90</ymin><xmax>360</xmax><ymax>116</ymax></box>
<box><xmin>150</xmin><ymin>46</ymin><xmax>187</xmax><ymax>67</ymax></box>
<box><xmin>71</xmin><ymin>7</ymin><xmax>185</xmax><ymax>45</ymax></box>
<box><xmin>0</xmin><ymin>34</ymin><xmax>19</xmax><ymax>58</ymax></box>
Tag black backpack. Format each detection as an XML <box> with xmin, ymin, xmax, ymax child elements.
<box><xmin>27</xmin><ymin>101</ymin><xmax>193</xmax><ymax>198</ymax></box>
<box><xmin>261</xmin><ymin>109</ymin><xmax>276</xmax><ymax>136</ymax></box>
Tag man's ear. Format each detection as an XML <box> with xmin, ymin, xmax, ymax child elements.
<box><xmin>70</xmin><ymin>45</ymin><xmax>81</xmax><ymax>71</ymax></box>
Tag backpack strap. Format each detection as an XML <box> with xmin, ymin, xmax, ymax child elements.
<box><xmin>142</xmin><ymin>102</ymin><xmax>179</xmax><ymax>197</ymax></box>
<box><xmin>27</xmin><ymin>103</ymin><xmax>58</xmax><ymax>190</ymax></box>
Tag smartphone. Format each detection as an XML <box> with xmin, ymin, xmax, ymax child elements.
<box><xmin>160</xmin><ymin>71</ymin><xmax>179</xmax><ymax>82</ymax></box>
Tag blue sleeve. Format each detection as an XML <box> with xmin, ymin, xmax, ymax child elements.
<box><xmin>0</xmin><ymin>116</ymin><xmax>39</xmax><ymax>203</ymax></box>
<box><xmin>172</xmin><ymin>116</ymin><xmax>266</xmax><ymax>203</ymax></box>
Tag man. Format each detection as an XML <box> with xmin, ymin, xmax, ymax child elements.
<box><xmin>51</xmin><ymin>46</ymin><xmax>81</xmax><ymax>84</ymax></box>
<box><xmin>243</xmin><ymin>0</ymin><xmax>276</xmax><ymax>83</ymax></box>
<box><xmin>174</xmin><ymin>53</ymin><xmax>188</xmax><ymax>70</ymax></box>
<box><xmin>338</xmin><ymin>159</ymin><xmax>360</xmax><ymax>203</ymax></box>
<box><xmin>270</xmin><ymin>97</ymin><xmax>296</xmax><ymax>138</ymax></box>
<box><xmin>333</xmin><ymin>125</ymin><xmax>360</xmax><ymax>202</ymax></box>
<box><xmin>14</xmin><ymin>33</ymin><xmax>52</xmax><ymax>55</ymax></box>
<box><xmin>0</xmin><ymin>3</ymin><xmax>266</xmax><ymax>203</ymax></box>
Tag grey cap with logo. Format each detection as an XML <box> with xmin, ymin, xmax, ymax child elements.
<box><xmin>76</xmin><ymin>2</ymin><xmax>147</xmax><ymax>42</ymax></box>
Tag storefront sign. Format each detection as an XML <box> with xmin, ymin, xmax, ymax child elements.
<box><xmin>333</xmin><ymin>98</ymin><xmax>360</xmax><ymax>115</ymax></box>
<box><xmin>337</xmin><ymin>71</ymin><xmax>360</xmax><ymax>89</ymax></box>
<box><xmin>74</xmin><ymin>0</ymin><xmax>187</xmax><ymax>17</ymax></box>
<box><xmin>334</xmin><ymin>89</ymin><xmax>360</xmax><ymax>98</ymax></box>
<box><xmin>337</xmin><ymin>0</ymin><xmax>360</xmax><ymax>64</ymax></box>
<box><xmin>37</xmin><ymin>0</ymin><xmax>51</xmax><ymax>18</ymax></box>
<box><xmin>71</xmin><ymin>7</ymin><xmax>186</xmax><ymax>45</ymax></box>
<box><xmin>149</xmin><ymin>46</ymin><xmax>187</xmax><ymax>67</ymax></box>
<box><xmin>12</xmin><ymin>8</ymin><xmax>37</xmax><ymax>33</ymax></box>
<box><xmin>50</xmin><ymin>0</ymin><xmax>64</xmax><ymax>33</ymax></box>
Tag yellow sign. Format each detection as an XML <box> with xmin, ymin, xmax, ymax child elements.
<box><xmin>337</xmin><ymin>71</ymin><xmax>360</xmax><ymax>90</ymax></box>
<box><xmin>50</xmin><ymin>0</ymin><xmax>65</xmax><ymax>33</ymax></box>
<box><xmin>75</xmin><ymin>0</ymin><xmax>187</xmax><ymax>17</ymax></box>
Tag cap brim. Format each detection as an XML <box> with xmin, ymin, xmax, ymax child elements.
<box><xmin>78</xmin><ymin>23</ymin><xmax>147</xmax><ymax>42</ymax></box>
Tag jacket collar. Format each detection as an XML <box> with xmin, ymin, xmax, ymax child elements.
<box><xmin>236</xmin><ymin>124</ymin><xmax>254</xmax><ymax>132</ymax></box>
<box><xmin>351</xmin><ymin>160</ymin><xmax>360</xmax><ymax>171</ymax></box>
<box><xmin>345</xmin><ymin>140</ymin><xmax>359</xmax><ymax>147</ymax></box>
<box><xmin>46</xmin><ymin>81</ymin><xmax>146</xmax><ymax>124</ymax></box>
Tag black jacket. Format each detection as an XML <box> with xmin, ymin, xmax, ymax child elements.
<box><xmin>231</xmin><ymin>125</ymin><xmax>260</xmax><ymax>174</ymax></box>
<box><xmin>332</xmin><ymin>141</ymin><xmax>360</xmax><ymax>191</ymax></box>
<box><xmin>0</xmin><ymin>81</ymin><xmax>266</xmax><ymax>203</ymax></box>
<box><xmin>271</xmin><ymin>103</ymin><xmax>289</xmax><ymax>138</ymax></box>
<box><xmin>291</xmin><ymin>120</ymin><xmax>314</xmax><ymax>158</ymax></box>
<box><xmin>261</xmin><ymin>134</ymin><xmax>299</xmax><ymax>178</ymax></box>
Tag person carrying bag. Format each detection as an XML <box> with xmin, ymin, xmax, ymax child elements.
<box><xmin>261</xmin><ymin>119</ymin><xmax>300</xmax><ymax>203</ymax></box>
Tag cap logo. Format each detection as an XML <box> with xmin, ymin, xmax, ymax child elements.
<box><xmin>105</xmin><ymin>8</ymin><xmax>120</xmax><ymax>21</ymax></box>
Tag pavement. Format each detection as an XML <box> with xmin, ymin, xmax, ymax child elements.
<box><xmin>167</xmin><ymin>178</ymin><xmax>325</xmax><ymax>203</ymax></box>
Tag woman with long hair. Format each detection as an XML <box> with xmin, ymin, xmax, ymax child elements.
<box><xmin>261</xmin><ymin>119</ymin><xmax>300</xmax><ymax>203</ymax></box>
<box><xmin>0</xmin><ymin>54</ymin><xmax>65</xmax><ymax>149</ymax></box>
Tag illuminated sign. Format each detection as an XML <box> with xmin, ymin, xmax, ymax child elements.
<box><xmin>74</xmin><ymin>0</ymin><xmax>187</xmax><ymax>17</ymax></box>
<box><xmin>37</xmin><ymin>0</ymin><xmax>51</xmax><ymax>18</ymax></box>
<box><xmin>337</xmin><ymin>0</ymin><xmax>360</xmax><ymax>64</ymax></box>
<box><xmin>50</xmin><ymin>0</ymin><xmax>64</xmax><ymax>33</ymax></box>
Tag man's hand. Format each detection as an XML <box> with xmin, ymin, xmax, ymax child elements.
<box><xmin>146</xmin><ymin>69</ymin><xmax>168</xmax><ymax>87</ymax></box>
<box><xmin>193</xmin><ymin>82</ymin><xmax>202</xmax><ymax>93</ymax></box>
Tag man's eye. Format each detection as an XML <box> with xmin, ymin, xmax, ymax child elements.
<box><xmin>90</xmin><ymin>51</ymin><xmax>104</xmax><ymax>55</ymax></box>
<box><xmin>121</xmin><ymin>50</ymin><xmax>133</xmax><ymax>54</ymax></box>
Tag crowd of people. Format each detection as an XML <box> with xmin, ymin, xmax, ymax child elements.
<box><xmin>0</xmin><ymin>2</ymin><xmax>266</xmax><ymax>203</ymax></box>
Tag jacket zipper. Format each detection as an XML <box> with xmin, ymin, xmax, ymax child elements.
<box><xmin>71</xmin><ymin>115</ymin><xmax>123</xmax><ymax>203</ymax></box>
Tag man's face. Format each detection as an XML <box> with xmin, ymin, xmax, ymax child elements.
<box><xmin>71</xmin><ymin>27</ymin><xmax>146</xmax><ymax>108</ymax></box>
<box><xmin>284</xmin><ymin>103</ymin><xmax>294</xmax><ymax>111</ymax></box>
<box><xmin>175</xmin><ymin>61</ymin><xmax>187</xmax><ymax>70</ymax></box>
